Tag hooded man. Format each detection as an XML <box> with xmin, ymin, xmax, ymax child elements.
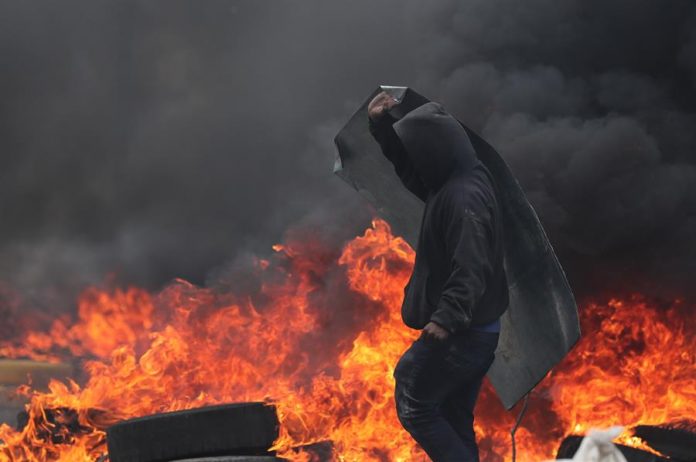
<box><xmin>367</xmin><ymin>91</ymin><xmax>509</xmax><ymax>461</ymax></box>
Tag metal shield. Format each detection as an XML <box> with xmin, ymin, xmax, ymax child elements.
<box><xmin>334</xmin><ymin>85</ymin><xmax>581</xmax><ymax>410</ymax></box>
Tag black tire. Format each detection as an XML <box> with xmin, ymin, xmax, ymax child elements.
<box><xmin>556</xmin><ymin>435</ymin><xmax>582</xmax><ymax>459</ymax></box>
<box><xmin>634</xmin><ymin>425</ymin><xmax>696</xmax><ymax>462</ymax></box>
<box><xmin>106</xmin><ymin>403</ymin><xmax>279</xmax><ymax>462</ymax></box>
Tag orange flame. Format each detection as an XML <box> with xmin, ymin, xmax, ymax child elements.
<box><xmin>0</xmin><ymin>219</ymin><xmax>694</xmax><ymax>461</ymax></box>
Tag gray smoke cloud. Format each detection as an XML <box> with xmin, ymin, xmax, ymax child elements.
<box><xmin>406</xmin><ymin>0</ymin><xmax>696</xmax><ymax>297</ymax></box>
<box><xmin>1</xmin><ymin>0</ymin><xmax>695</xmax><ymax>311</ymax></box>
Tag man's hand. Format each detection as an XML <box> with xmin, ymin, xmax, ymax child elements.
<box><xmin>368</xmin><ymin>91</ymin><xmax>400</xmax><ymax>121</ymax></box>
<box><xmin>422</xmin><ymin>321</ymin><xmax>450</xmax><ymax>341</ymax></box>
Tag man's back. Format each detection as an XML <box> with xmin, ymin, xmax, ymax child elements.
<box><xmin>369</xmin><ymin>99</ymin><xmax>509</xmax><ymax>334</ymax></box>
<box><xmin>403</xmin><ymin>164</ymin><xmax>509</xmax><ymax>333</ymax></box>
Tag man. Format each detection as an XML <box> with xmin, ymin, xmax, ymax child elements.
<box><xmin>367</xmin><ymin>91</ymin><xmax>509</xmax><ymax>461</ymax></box>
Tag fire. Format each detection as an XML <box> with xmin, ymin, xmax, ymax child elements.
<box><xmin>0</xmin><ymin>218</ymin><xmax>694</xmax><ymax>461</ymax></box>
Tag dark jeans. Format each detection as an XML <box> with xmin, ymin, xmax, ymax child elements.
<box><xmin>394</xmin><ymin>329</ymin><xmax>499</xmax><ymax>462</ymax></box>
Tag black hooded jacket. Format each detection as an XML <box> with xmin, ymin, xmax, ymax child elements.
<box><xmin>368</xmin><ymin>102</ymin><xmax>509</xmax><ymax>334</ymax></box>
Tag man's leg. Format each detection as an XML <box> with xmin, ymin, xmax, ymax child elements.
<box><xmin>441</xmin><ymin>376</ymin><xmax>485</xmax><ymax>460</ymax></box>
<box><xmin>394</xmin><ymin>331</ymin><xmax>498</xmax><ymax>462</ymax></box>
<box><xmin>441</xmin><ymin>331</ymin><xmax>499</xmax><ymax>461</ymax></box>
<box><xmin>394</xmin><ymin>334</ymin><xmax>467</xmax><ymax>461</ymax></box>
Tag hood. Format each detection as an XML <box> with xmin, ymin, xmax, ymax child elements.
<box><xmin>392</xmin><ymin>101</ymin><xmax>479</xmax><ymax>191</ymax></box>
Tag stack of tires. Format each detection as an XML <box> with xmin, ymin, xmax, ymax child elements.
<box><xmin>106</xmin><ymin>403</ymin><xmax>286</xmax><ymax>462</ymax></box>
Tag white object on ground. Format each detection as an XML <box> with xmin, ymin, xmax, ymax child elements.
<box><xmin>551</xmin><ymin>426</ymin><xmax>628</xmax><ymax>462</ymax></box>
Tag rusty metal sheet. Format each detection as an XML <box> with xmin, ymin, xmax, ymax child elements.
<box><xmin>333</xmin><ymin>85</ymin><xmax>581</xmax><ymax>410</ymax></box>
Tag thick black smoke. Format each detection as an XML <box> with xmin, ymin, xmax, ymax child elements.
<box><xmin>1</xmin><ymin>0</ymin><xmax>695</xmax><ymax>311</ymax></box>
<box><xmin>406</xmin><ymin>0</ymin><xmax>696</xmax><ymax>298</ymax></box>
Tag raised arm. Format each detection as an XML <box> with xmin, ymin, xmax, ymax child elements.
<box><xmin>367</xmin><ymin>92</ymin><xmax>429</xmax><ymax>201</ymax></box>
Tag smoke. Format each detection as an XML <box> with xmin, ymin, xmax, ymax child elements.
<box><xmin>405</xmin><ymin>0</ymin><xmax>696</xmax><ymax>298</ymax></box>
<box><xmin>1</xmin><ymin>0</ymin><xmax>695</xmax><ymax>309</ymax></box>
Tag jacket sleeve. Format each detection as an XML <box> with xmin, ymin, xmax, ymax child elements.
<box><xmin>368</xmin><ymin>113</ymin><xmax>429</xmax><ymax>201</ymax></box>
<box><xmin>429</xmin><ymin>194</ymin><xmax>494</xmax><ymax>334</ymax></box>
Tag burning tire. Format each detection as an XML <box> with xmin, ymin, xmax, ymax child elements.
<box><xmin>633</xmin><ymin>424</ymin><xmax>696</xmax><ymax>462</ymax></box>
<box><xmin>106</xmin><ymin>403</ymin><xmax>279</xmax><ymax>462</ymax></box>
<box><xmin>556</xmin><ymin>435</ymin><xmax>670</xmax><ymax>461</ymax></box>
